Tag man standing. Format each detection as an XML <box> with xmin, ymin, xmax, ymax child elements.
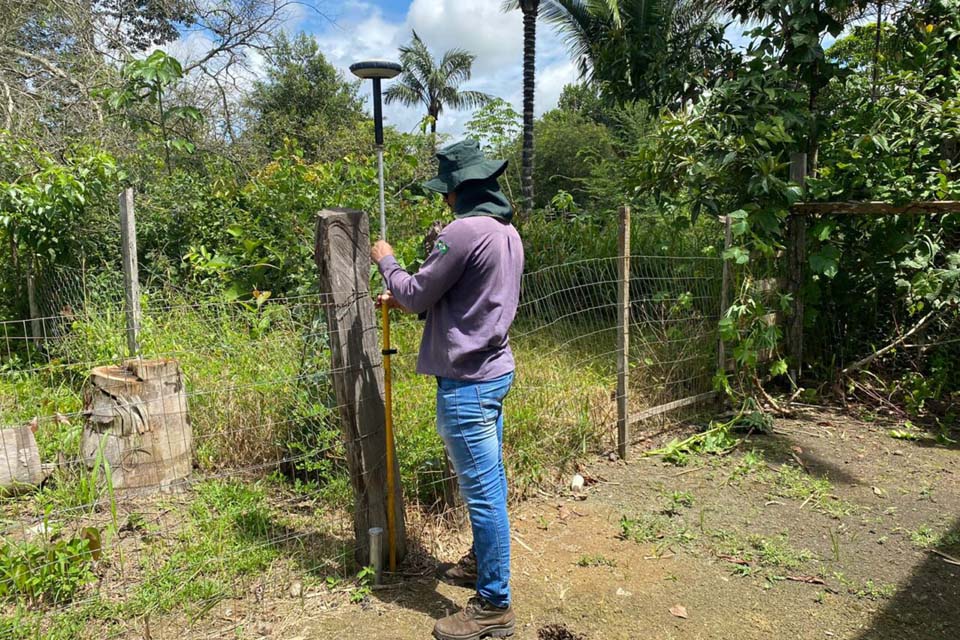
<box><xmin>371</xmin><ymin>139</ymin><xmax>523</xmax><ymax>640</ymax></box>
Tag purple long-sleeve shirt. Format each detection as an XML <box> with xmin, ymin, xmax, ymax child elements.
<box><xmin>378</xmin><ymin>216</ymin><xmax>524</xmax><ymax>381</ymax></box>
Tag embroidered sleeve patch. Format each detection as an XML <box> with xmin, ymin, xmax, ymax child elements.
<box><xmin>435</xmin><ymin>240</ymin><xmax>449</xmax><ymax>255</ymax></box>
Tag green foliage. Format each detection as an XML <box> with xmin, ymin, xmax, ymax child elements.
<box><xmin>246</xmin><ymin>33</ymin><xmax>365</xmax><ymax>162</ymax></box>
<box><xmin>350</xmin><ymin>565</ymin><xmax>376</xmax><ymax>604</ymax></box>
<box><xmin>529</xmin><ymin>109</ymin><xmax>616</xmax><ymax>208</ymax></box>
<box><xmin>0</xmin><ymin>531</ymin><xmax>97</xmax><ymax>606</ymax></box>
<box><xmin>772</xmin><ymin>465</ymin><xmax>851</xmax><ymax>519</ymax></box>
<box><xmin>647</xmin><ymin>419</ymin><xmax>739</xmax><ymax>466</ymax></box>
<box><xmin>0</xmin><ymin>137</ymin><xmax>122</xmax><ymax>321</ymax></box>
<box><xmin>465</xmin><ymin>98</ymin><xmax>522</xmax><ymax>156</ymax></box>
<box><xmin>662</xmin><ymin>490</ymin><xmax>695</xmax><ymax>515</ymax></box>
<box><xmin>0</xmin><ymin>138</ymin><xmax>121</xmax><ymax>262</ymax></box>
<box><xmin>619</xmin><ymin>513</ymin><xmax>670</xmax><ymax>543</ymax></box>
<box><xmin>620</xmin><ymin>512</ymin><xmax>698</xmax><ymax>551</ymax></box>
<box><xmin>105</xmin><ymin>51</ymin><xmax>202</xmax><ymax>172</ymax></box>
<box><xmin>576</xmin><ymin>553</ymin><xmax>617</xmax><ymax>567</ymax></box>
<box><xmin>539</xmin><ymin>0</ymin><xmax>734</xmax><ymax>107</ymax></box>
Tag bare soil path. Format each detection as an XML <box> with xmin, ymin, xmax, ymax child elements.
<box><xmin>279</xmin><ymin>407</ymin><xmax>958</xmax><ymax>640</ymax></box>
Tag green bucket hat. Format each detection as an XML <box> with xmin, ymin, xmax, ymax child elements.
<box><xmin>423</xmin><ymin>139</ymin><xmax>507</xmax><ymax>194</ymax></box>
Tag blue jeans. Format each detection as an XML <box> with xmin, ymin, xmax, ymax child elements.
<box><xmin>436</xmin><ymin>371</ymin><xmax>514</xmax><ymax>607</ymax></box>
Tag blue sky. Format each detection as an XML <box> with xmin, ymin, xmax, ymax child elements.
<box><xmin>173</xmin><ymin>0</ymin><xmax>581</xmax><ymax>138</ymax></box>
<box><xmin>168</xmin><ymin>2</ymin><xmax>844</xmax><ymax>138</ymax></box>
<box><xmin>299</xmin><ymin>0</ymin><xmax>581</xmax><ymax>138</ymax></box>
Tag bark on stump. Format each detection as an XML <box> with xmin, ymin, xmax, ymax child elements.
<box><xmin>0</xmin><ymin>425</ymin><xmax>45</xmax><ymax>495</ymax></box>
<box><xmin>315</xmin><ymin>208</ymin><xmax>406</xmax><ymax>567</ymax></box>
<box><xmin>82</xmin><ymin>359</ymin><xmax>192</xmax><ymax>493</ymax></box>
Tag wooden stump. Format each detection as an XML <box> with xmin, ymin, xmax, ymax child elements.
<box><xmin>82</xmin><ymin>359</ymin><xmax>192</xmax><ymax>493</ymax></box>
<box><xmin>0</xmin><ymin>425</ymin><xmax>45</xmax><ymax>495</ymax></box>
<box><xmin>315</xmin><ymin>208</ymin><xmax>406</xmax><ymax>566</ymax></box>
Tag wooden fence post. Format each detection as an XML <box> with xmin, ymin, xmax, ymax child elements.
<box><xmin>25</xmin><ymin>255</ymin><xmax>40</xmax><ymax>342</ymax></box>
<box><xmin>120</xmin><ymin>188</ymin><xmax>141</xmax><ymax>357</ymax></box>
<box><xmin>718</xmin><ymin>215</ymin><xmax>733</xmax><ymax>372</ymax></box>
<box><xmin>314</xmin><ymin>208</ymin><xmax>406</xmax><ymax>566</ymax></box>
<box><xmin>787</xmin><ymin>153</ymin><xmax>808</xmax><ymax>387</ymax></box>
<box><xmin>617</xmin><ymin>205</ymin><xmax>631</xmax><ymax>460</ymax></box>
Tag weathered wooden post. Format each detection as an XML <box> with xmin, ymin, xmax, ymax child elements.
<box><xmin>314</xmin><ymin>208</ymin><xmax>406</xmax><ymax>566</ymax></box>
<box><xmin>787</xmin><ymin>153</ymin><xmax>808</xmax><ymax>386</ymax></box>
<box><xmin>120</xmin><ymin>188</ymin><xmax>142</xmax><ymax>356</ymax></box>
<box><xmin>617</xmin><ymin>205</ymin><xmax>631</xmax><ymax>460</ymax></box>
<box><xmin>718</xmin><ymin>215</ymin><xmax>733</xmax><ymax>373</ymax></box>
<box><xmin>25</xmin><ymin>255</ymin><xmax>41</xmax><ymax>342</ymax></box>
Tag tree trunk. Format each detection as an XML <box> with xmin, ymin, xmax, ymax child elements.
<box><xmin>521</xmin><ymin>0</ymin><xmax>539</xmax><ymax>216</ymax></box>
<box><xmin>429</xmin><ymin>106</ymin><xmax>438</xmax><ymax>151</ymax></box>
<box><xmin>0</xmin><ymin>424</ymin><xmax>45</xmax><ymax>495</ymax></box>
<box><xmin>872</xmin><ymin>1</ymin><xmax>883</xmax><ymax>101</ymax></box>
<box><xmin>82</xmin><ymin>359</ymin><xmax>192</xmax><ymax>493</ymax></box>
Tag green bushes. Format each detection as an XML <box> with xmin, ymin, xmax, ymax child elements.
<box><xmin>0</xmin><ymin>532</ymin><xmax>98</xmax><ymax>606</ymax></box>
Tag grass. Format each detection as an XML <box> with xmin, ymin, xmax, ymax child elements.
<box><xmin>620</xmin><ymin>513</ymin><xmax>698</xmax><ymax>550</ymax></box>
<box><xmin>729</xmin><ymin>449</ymin><xmax>765</xmax><ymax>482</ymax></box>
<box><xmin>709</xmin><ymin>529</ymin><xmax>815</xmax><ymax>579</ymax></box>
<box><xmin>2</xmin><ymin>478</ymin><xmax>358</xmax><ymax>639</ymax></box>
<box><xmin>390</xmin><ymin>313</ymin><xmax>617</xmax><ymax>505</ymax></box>
<box><xmin>771</xmin><ymin>465</ymin><xmax>852</xmax><ymax>519</ymax></box>
<box><xmin>833</xmin><ymin>572</ymin><xmax>897</xmax><ymax>600</ymax></box>
<box><xmin>665</xmin><ymin>490</ymin><xmax>695</xmax><ymax>511</ymax></box>
<box><xmin>0</xmin><ymin>256</ymin><xmax>716</xmax><ymax>634</ymax></box>
<box><xmin>909</xmin><ymin>524</ymin><xmax>960</xmax><ymax>549</ymax></box>
<box><xmin>576</xmin><ymin>554</ymin><xmax>618</xmax><ymax>568</ymax></box>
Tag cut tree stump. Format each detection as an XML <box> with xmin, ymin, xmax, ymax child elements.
<box><xmin>82</xmin><ymin>358</ymin><xmax>192</xmax><ymax>493</ymax></box>
<box><xmin>0</xmin><ymin>424</ymin><xmax>45</xmax><ymax>495</ymax></box>
<box><xmin>315</xmin><ymin>208</ymin><xmax>406</xmax><ymax>566</ymax></box>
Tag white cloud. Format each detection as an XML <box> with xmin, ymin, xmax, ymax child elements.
<box><xmin>536</xmin><ymin>59</ymin><xmax>578</xmax><ymax>114</ymax></box>
<box><xmin>166</xmin><ymin>1</ymin><xmax>581</xmax><ymax>138</ymax></box>
<box><xmin>341</xmin><ymin>1</ymin><xmax>577</xmax><ymax>136</ymax></box>
<box><xmin>406</xmin><ymin>0</ymin><xmax>523</xmax><ymax>75</ymax></box>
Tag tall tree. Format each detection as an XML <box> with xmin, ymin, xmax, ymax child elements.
<box><xmin>0</xmin><ymin>0</ymin><xmax>300</xmax><ymax>150</ymax></box>
<box><xmin>724</xmin><ymin>0</ymin><xmax>869</xmax><ymax>173</ymax></box>
<box><xmin>245</xmin><ymin>33</ymin><xmax>363</xmax><ymax>161</ymax></box>
<box><xmin>537</xmin><ymin>0</ymin><xmax>730</xmax><ymax>107</ymax></box>
<box><xmin>384</xmin><ymin>31</ymin><xmax>491</xmax><ymax>138</ymax></box>
<box><xmin>504</xmin><ymin>0</ymin><xmax>541</xmax><ymax>215</ymax></box>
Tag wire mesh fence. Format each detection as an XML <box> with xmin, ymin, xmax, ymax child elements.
<box><xmin>0</xmin><ymin>222</ymin><xmax>726</xmax><ymax>638</ymax></box>
<box><xmin>794</xmin><ymin>209</ymin><xmax>960</xmax><ymax>416</ymax></box>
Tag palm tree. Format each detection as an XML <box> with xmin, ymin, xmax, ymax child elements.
<box><xmin>537</xmin><ymin>0</ymin><xmax>726</xmax><ymax>106</ymax></box>
<box><xmin>384</xmin><ymin>31</ymin><xmax>491</xmax><ymax>139</ymax></box>
<box><xmin>503</xmin><ymin>0</ymin><xmax>541</xmax><ymax>216</ymax></box>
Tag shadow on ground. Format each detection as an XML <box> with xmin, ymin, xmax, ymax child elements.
<box><xmin>370</xmin><ymin>535</ymin><xmax>462</xmax><ymax>622</ymax></box>
<box><xmin>854</xmin><ymin>517</ymin><xmax>960</xmax><ymax>640</ymax></box>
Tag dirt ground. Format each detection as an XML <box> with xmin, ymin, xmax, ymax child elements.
<box><xmin>261</xmin><ymin>406</ymin><xmax>959</xmax><ymax>640</ymax></box>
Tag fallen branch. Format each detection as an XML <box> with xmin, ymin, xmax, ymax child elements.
<box><xmin>753</xmin><ymin>374</ymin><xmax>790</xmax><ymax>416</ymax></box>
<box><xmin>842</xmin><ymin>310</ymin><xmax>936</xmax><ymax>375</ymax></box>
<box><xmin>930</xmin><ymin>549</ymin><xmax>960</xmax><ymax>566</ymax></box>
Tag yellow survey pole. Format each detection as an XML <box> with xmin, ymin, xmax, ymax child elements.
<box><xmin>381</xmin><ymin>302</ymin><xmax>397</xmax><ymax>572</ymax></box>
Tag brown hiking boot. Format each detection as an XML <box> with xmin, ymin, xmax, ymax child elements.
<box><xmin>436</xmin><ymin>549</ymin><xmax>478</xmax><ymax>587</ymax></box>
<box><xmin>432</xmin><ymin>596</ymin><xmax>515</xmax><ymax>640</ymax></box>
